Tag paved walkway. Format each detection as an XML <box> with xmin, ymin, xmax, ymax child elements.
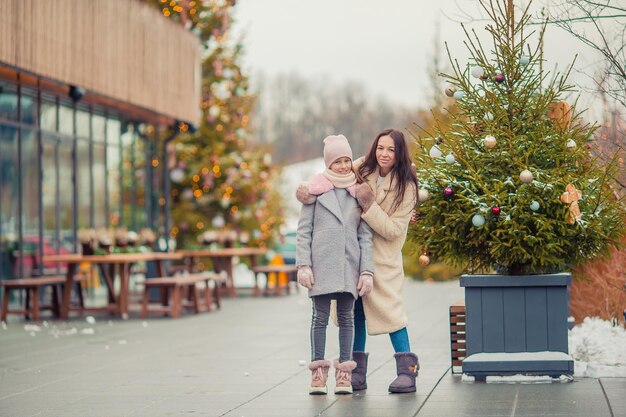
<box><xmin>0</xmin><ymin>280</ymin><xmax>624</xmax><ymax>416</ymax></box>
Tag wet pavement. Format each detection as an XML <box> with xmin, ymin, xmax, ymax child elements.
<box><xmin>1</xmin><ymin>280</ymin><xmax>624</xmax><ymax>417</ymax></box>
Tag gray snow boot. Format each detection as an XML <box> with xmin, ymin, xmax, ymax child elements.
<box><xmin>351</xmin><ymin>351</ymin><xmax>369</xmax><ymax>390</ymax></box>
<box><xmin>388</xmin><ymin>352</ymin><xmax>419</xmax><ymax>393</ymax></box>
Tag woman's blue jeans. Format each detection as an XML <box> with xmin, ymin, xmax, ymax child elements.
<box><xmin>353</xmin><ymin>297</ymin><xmax>411</xmax><ymax>353</ymax></box>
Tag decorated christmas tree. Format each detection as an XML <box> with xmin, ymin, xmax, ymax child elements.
<box><xmin>149</xmin><ymin>0</ymin><xmax>284</xmax><ymax>248</ymax></box>
<box><xmin>409</xmin><ymin>0</ymin><xmax>625</xmax><ymax>275</ymax></box>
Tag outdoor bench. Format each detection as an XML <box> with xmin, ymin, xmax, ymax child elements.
<box><xmin>1</xmin><ymin>274</ymin><xmax>85</xmax><ymax>321</ymax></box>
<box><xmin>252</xmin><ymin>264</ymin><xmax>298</xmax><ymax>296</ymax></box>
<box><xmin>141</xmin><ymin>272</ymin><xmax>223</xmax><ymax>318</ymax></box>
<box><xmin>449</xmin><ymin>300</ymin><xmax>467</xmax><ymax>373</ymax></box>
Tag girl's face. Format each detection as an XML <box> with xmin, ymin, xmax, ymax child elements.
<box><xmin>330</xmin><ymin>156</ymin><xmax>353</xmax><ymax>175</ymax></box>
<box><xmin>376</xmin><ymin>135</ymin><xmax>396</xmax><ymax>175</ymax></box>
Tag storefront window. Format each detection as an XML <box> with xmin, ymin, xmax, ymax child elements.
<box><xmin>0</xmin><ymin>82</ymin><xmax>18</xmax><ymax>121</ymax></box>
<box><xmin>40</xmin><ymin>95</ymin><xmax>57</xmax><ymax>132</ymax></box>
<box><xmin>107</xmin><ymin>118</ymin><xmax>121</xmax><ymax>226</ymax></box>
<box><xmin>58</xmin><ymin>102</ymin><xmax>73</xmax><ymax>136</ymax></box>
<box><xmin>0</xmin><ymin>125</ymin><xmax>19</xmax><ymax>279</ymax></box>
<box><xmin>20</xmin><ymin>88</ymin><xmax>37</xmax><ymax>126</ymax></box>
<box><xmin>76</xmin><ymin>138</ymin><xmax>91</xmax><ymax>229</ymax></box>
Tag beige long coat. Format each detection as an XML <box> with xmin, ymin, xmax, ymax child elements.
<box><xmin>360</xmin><ymin>167</ymin><xmax>416</xmax><ymax>335</ymax></box>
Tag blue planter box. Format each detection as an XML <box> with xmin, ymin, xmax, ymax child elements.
<box><xmin>460</xmin><ymin>273</ymin><xmax>574</xmax><ymax>377</ymax></box>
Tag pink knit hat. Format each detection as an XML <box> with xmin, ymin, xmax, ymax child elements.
<box><xmin>323</xmin><ymin>134</ymin><xmax>353</xmax><ymax>168</ymax></box>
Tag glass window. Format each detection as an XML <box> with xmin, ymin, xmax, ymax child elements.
<box><xmin>76</xmin><ymin>107</ymin><xmax>90</xmax><ymax>138</ymax></box>
<box><xmin>93</xmin><ymin>142</ymin><xmax>106</xmax><ymax>228</ymax></box>
<box><xmin>92</xmin><ymin>112</ymin><xmax>106</xmax><ymax>143</ymax></box>
<box><xmin>42</xmin><ymin>137</ymin><xmax>59</xmax><ymax>246</ymax></box>
<box><xmin>0</xmin><ymin>125</ymin><xmax>19</xmax><ymax>280</ymax></box>
<box><xmin>20</xmin><ymin>89</ymin><xmax>37</xmax><ymax>126</ymax></box>
<box><xmin>107</xmin><ymin>118</ymin><xmax>121</xmax><ymax>226</ymax></box>
<box><xmin>58</xmin><ymin>102</ymin><xmax>73</xmax><ymax>136</ymax></box>
<box><xmin>21</xmin><ymin>128</ymin><xmax>40</xmax><ymax>240</ymax></box>
<box><xmin>58</xmin><ymin>142</ymin><xmax>74</xmax><ymax>250</ymax></box>
<box><xmin>40</xmin><ymin>95</ymin><xmax>57</xmax><ymax>132</ymax></box>
<box><xmin>0</xmin><ymin>82</ymin><xmax>18</xmax><ymax>121</ymax></box>
<box><xmin>76</xmin><ymin>139</ymin><xmax>91</xmax><ymax>228</ymax></box>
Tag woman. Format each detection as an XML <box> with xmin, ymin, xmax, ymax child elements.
<box><xmin>296</xmin><ymin>128</ymin><xmax>419</xmax><ymax>393</ymax></box>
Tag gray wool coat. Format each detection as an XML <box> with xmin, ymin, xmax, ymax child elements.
<box><xmin>296</xmin><ymin>188</ymin><xmax>374</xmax><ymax>299</ymax></box>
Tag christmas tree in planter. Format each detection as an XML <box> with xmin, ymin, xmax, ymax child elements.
<box><xmin>409</xmin><ymin>0</ymin><xmax>625</xmax><ymax>377</ymax></box>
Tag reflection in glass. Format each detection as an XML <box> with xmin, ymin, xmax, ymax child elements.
<box><xmin>59</xmin><ymin>103</ymin><xmax>73</xmax><ymax>136</ymax></box>
<box><xmin>0</xmin><ymin>83</ymin><xmax>18</xmax><ymax>121</ymax></box>
<box><xmin>107</xmin><ymin>119</ymin><xmax>121</xmax><ymax>226</ymax></box>
<box><xmin>40</xmin><ymin>97</ymin><xmax>57</xmax><ymax>132</ymax></box>
<box><xmin>76</xmin><ymin>108</ymin><xmax>90</xmax><ymax>138</ymax></box>
<box><xmin>20</xmin><ymin>90</ymin><xmax>37</xmax><ymax>125</ymax></box>
<box><xmin>0</xmin><ymin>125</ymin><xmax>18</xmax><ymax>279</ymax></box>
<box><xmin>76</xmin><ymin>139</ymin><xmax>91</xmax><ymax>228</ymax></box>
<box><xmin>93</xmin><ymin>143</ymin><xmax>106</xmax><ymax>228</ymax></box>
<box><xmin>42</xmin><ymin>138</ymin><xmax>59</xmax><ymax>251</ymax></box>
<box><xmin>59</xmin><ymin>143</ymin><xmax>74</xmax><ymax>250</ymax></box>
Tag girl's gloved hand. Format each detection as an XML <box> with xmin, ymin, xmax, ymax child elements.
<box><xmin>357</xmin><ymin>272</ymin><xmax>373</xmax><ymax>296</ymax></box>
<box><xmin>297</xmin><ymin>266</ymin><xmax>315</xmax><ymax>289</ymax></box>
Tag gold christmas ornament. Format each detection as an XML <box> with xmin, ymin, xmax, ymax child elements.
<box><xmin>419</xmin><ymin>254</ymin><xmax>430</xmax><ymax>265</ymax></box>
<box><xmin>483</xmin><ymin>135</ymin><xmax>497</xmax><ymax>149</ymax></box>
<box><xmin>519</xmin><ymin>169</ymin><xmax>533</xmax><ymax>183</ymax></box>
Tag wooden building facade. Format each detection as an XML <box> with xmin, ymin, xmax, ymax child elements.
<box><xmin>0</xmin><ymin>0</ymin><xmax>201</xmax><ymax>279</ymax></box>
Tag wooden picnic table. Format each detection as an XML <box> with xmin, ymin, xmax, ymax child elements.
<box><xmin>177</xmin><ymin>247</ymin><xmax>268</xmax><ymax>297</ymax></box>
<box><xmin>43</xmin><ymin>252</ymin><xmax>183</xmax><ymax>319</ymax></box>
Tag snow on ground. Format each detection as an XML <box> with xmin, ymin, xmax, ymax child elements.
<box><xmin>569</xmin><ymin>316</ymin><xmax>626</xmax><ymax>377</ymax></box>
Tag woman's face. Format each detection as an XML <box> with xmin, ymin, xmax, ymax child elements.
<box><xmin>329</xmin><ymin>156</ymin><xmax>353</xmax><ymax>175</ymax></box>
<box><xmin>376</xmin><ymin>135</ymin><xmax>396</xmax><ymax>175</ymax></box>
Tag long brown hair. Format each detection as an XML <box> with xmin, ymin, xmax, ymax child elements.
<box><xmin>359</xmin><ymin>128</ymin><xmax>418</xmax><ymax>212</ymax></box>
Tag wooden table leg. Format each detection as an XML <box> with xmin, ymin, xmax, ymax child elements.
<box><xmin>60</xmin><ymin>263</ymin><xmax>77</xmax><ymax>319</ymax></box>
<box><xmin>119</xmin><ymin>263</ymin><xmax>130</xmax><ymax>319</ymax></box>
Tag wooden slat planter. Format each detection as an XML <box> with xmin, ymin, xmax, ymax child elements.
<box><xmin>449</xmin><ymin>301</ymin><xmax>466</xmax><ymax>373</ymax></box>
<box><xmin>460</xmin><ymin>273</ymin><xmax>574</xmax><ymax>377</ymax></box>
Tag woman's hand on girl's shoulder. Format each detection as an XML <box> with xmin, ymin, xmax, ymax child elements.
<box><xmin>296</xmin><ymin>182</ymin><xmax>317</xmax><ymax>205</ymax></box>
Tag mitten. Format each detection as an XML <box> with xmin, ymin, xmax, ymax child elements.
<box><xmin>296</xmin><ymin>183</ymin><xmax>317</xmax><ymax>205</ymax></box>
<box><xmin>297</xmin><ymin>265</ymin><xmax>315</xmax><ymax>289</ymax></box>
<box><xmin>355</xmin><ymin>183</ymin><xmax>375</xmax><ymax>212</ymax></box>
<box><xmin>357</xmin><ymin>272</ymin><xmax>373</xmax><ymax>297</ymax></box>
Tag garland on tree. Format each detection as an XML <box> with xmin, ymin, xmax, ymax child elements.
<box><xmin>409</xmin><ymin>0</ymin><xmax>625</xmax><ymax>275</ymax></box>
<box><xmin>149</xmin><ymin>0</ymin><xmax>284</xmax><ymax>248</ymax></box>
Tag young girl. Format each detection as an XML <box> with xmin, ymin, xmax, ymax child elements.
<box><xmin>296</xmin><ymin>134</ymin><xmax>374</xmax><ymax>395</ymax></box>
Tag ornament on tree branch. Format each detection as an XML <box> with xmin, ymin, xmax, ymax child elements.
<box><xmin>491</xmin><ymin>206</ymin><xmax>501</xmax><ymax>216</ymax></box>
<box><xmin>483</xmin><ymin>135</ymin><xmax>497</xmax><ymax>149</ymax></box>
<box><xmin>519</xmin><ymin>55</ymin><xmax>530</xmax><ymax>66</ymax></box>
<box><xmin>471</xmin><ymin>66</ymin><xmax>485</xmax><ymax>79</ymax></box>
<box><xmin>560</xmin><ymin>183</ymin><xmax>582</xmax><ymax>224</ymax></box>
<box><xmin>417</xmin><ymin>189</ymin><xmax>430</xmax><ymax>202</ymax></box>
<box><xmin>453</xmin><ymin>90</ymin><xmax>466</xmax><ymax>100</ymax></box>
<box><xmin>472</xmin><ymin>214</ymin><xmax>485</xmax><ymax>227</ymax></box>
<box><xmin>519</xmin><ymin>169</ymin><xmax>533</xmax><ymax>183</ymax></box>
<box><xmin>429</xmin><ymin>145</ymin><xmax>443</xmax><ymax>159</ymax></box>
<box><xmin>547</xmin><ymin>101</ymin><xmax>572</xmax><ymax>130</ymax></box>
<box><xmin>530</xmin><ymin>200</ymin><xmax>540</xmax><ymax>212</ymax></box>
<box><xmin>566</xmin><ymin>139</ymin><xmax>577</xmax><ymax>150</ymax></box>
<box><xmin>445</xmin><ymin>86</ymin><xmax>457</xmax><ymax>97</ymax></box>
<box><xmin>419</xmin><ymin>247</ymin><xmax>430</xmax><ymax>265</ymax></box>
<box><xmin>443</xmin><ymin>187</ymin><xmax>454</xmax><ymax>198</ymax></box>
<box><xmin>494</xmin><ymin>73</ymin><xmax>505</xmax><ymax>83</ymax></box>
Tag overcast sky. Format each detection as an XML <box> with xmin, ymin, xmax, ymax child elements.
<box><xmin>231</xmin><ymin>0</ymin><xmax>608</xmax><ymax>112</ymax></box>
